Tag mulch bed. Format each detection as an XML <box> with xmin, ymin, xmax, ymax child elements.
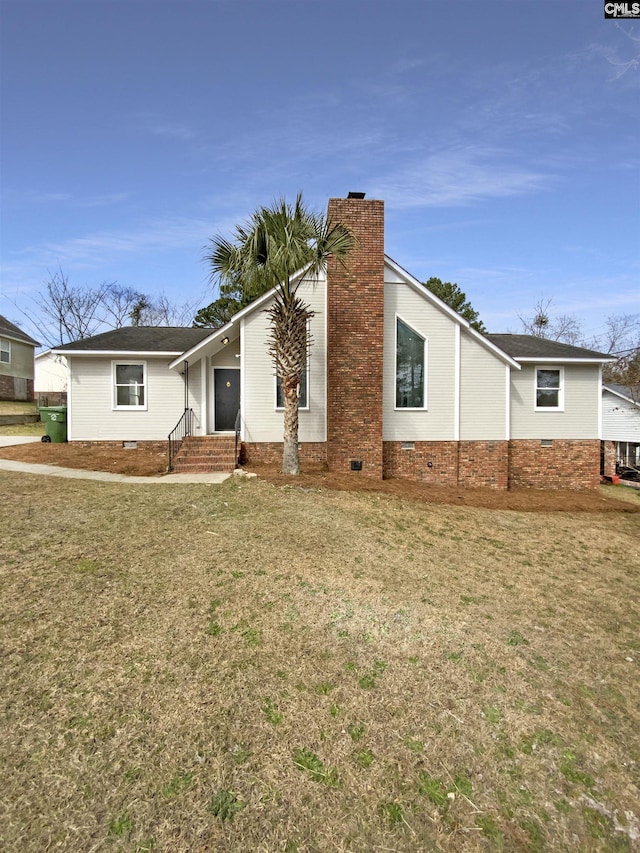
<box><xmin>1</xmin><ymin>441</ymin><xmax>637</xmax><ymax>513</ymax></box>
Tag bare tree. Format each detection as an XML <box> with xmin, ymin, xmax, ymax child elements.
<box><xmin>35</xmin><ymin>267</ymin><xmax>112</xmax><ymax>345</ymax></box>
<box><xmin>101</xmin><ymin>284</ymin><xmax>149</xmax><ymax>329</ymax></box>
<box><xmin>517</xmin><ymin>298</ymin><xmax>583</xmax><ymax>344</ymax></box>
<box><xmin>518</xmin><ymin>298</ymin><xmax>639</xmax><ymax>396</ymax></box>
<box><xmin>129</xmin><ymin>292</ymin><xmax>201</xmax><ymax>327</ymax></box>
<box><xmin>14</xmin><ymin>268</ymin><xmax>205</xmax><ymax>346</ymax></box>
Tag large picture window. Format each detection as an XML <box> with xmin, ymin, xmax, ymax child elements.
<box><xmin>396</xmin><ymin>318</ymin><xmax>425</xmax><ymax>408</ymax></box>
<box><xmin>113</xmin><ymin>362</ymin><xmax>146</xmax><ymax>408</ymax></box>
<box><xmin>0</xmin><ymin>338</ymin><xmax>10</xmax><ymax>364</ymax></box>
<box><xmin>535</xmin><ymin>367</ymin><xmax>563</xmax><ymax>410</ymax></box>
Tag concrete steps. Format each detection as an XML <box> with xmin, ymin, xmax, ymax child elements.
<box><xmin>171</xmin><ymin>435</ymin><xmax>237</xmax><ymax>473</ymax></box>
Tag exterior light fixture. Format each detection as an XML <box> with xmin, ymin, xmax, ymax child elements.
<box><xmin>221</xmin><ymin>336</ymin><xmax>230</xmax><ymax>345</ymax></box>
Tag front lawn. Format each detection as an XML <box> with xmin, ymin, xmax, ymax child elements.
<box><xmin>1</xmin><ymin>473</ymin><xmax>638</xmax><ymax>851</ymax></box>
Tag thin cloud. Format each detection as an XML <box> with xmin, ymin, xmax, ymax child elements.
<box><xmin>3</xmin><ymin>189</ymin><xmax>129</xmax><ymax>209</ymax></box>
<box><xmin>373</xmin><ymin>147</ymin><xmax>552</xmax><ymax>209</ymax></box>
<box><xmin>147</xmin><ymin>122</ymin><xmax>197</xmax><ymax>142</ymax></box>
<box><xmin>0</xmin><ymin>216</ymin><xmax>217</xmax><ymax>294</ymax></box>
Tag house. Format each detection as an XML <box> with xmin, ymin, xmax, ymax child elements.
<box><xmin>601</xmin><ymin>383</ymin><xmax>640</xmax><ymax>476</ymax></box>
<box><xmin>34</xmin><ymin>349</ymin><xmax>69</xmax><ymax>407</ymax></box>
<box><xmin>0</xmin><ymin>314</ymin><xmax>40</xmax><ymax>402</ymax></box>
<box><xmin>52</xmin><ymin>194</ymin><xmax>613</xmax><ymax>490</ymax></box>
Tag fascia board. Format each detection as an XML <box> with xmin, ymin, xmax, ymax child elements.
<box><xmin>170</xmin><ymin>321</ymin><xmax>240</xmax><ymax>369</ymax></box>
<box><xmin>384</xmin><ymin>255</ymin><xmax>472</xmax><ymax>327</ymax></box>
<box><xmin>384</xmin><ymin>254</ymin><xmax>520</xmax><ymax>370</ymax></box>
<box><xmin>516</xmin><ymin>356</ymin><xmax>616</xmax><ymax>364</ymax></box>
<box><xmin>2</xmin><ymin>332</ymin><xmax>39</xmax><ymax>347</ymax></box>
<box><xmin>604</xmin><ymin>386</ymin><xmax>640</xmax><ymax>407</ymax></box>
<box><xmin>465</xmin><ymin>326</ymin><xmax>521</xmax><ymax>369</ymax></box>
<box><xmin>51</xmin><ymin>349</ymin><xmax>183</xmax><ymax>357</ymax></box>
<box><xmin>171</xmin><ymin>264</ymin><xmax>316</xmax><ymax>369</ymax></box>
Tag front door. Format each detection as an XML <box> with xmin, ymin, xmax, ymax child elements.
<box><xmin>213</xmin><ymin>368</ymin><xmax>240</xmax><ymax>432</ymax></box>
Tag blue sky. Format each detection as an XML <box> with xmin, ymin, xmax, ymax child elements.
<box><xmin>1</xmin><ymin>0</ymin><xmax>638</xmax><ymax>345</ymax></box>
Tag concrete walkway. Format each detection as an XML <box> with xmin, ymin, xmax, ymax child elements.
<box><xmin>0</xmin><ymin>436</ymin><xmax>42</xmax><ymax>446</ymax></box>
<box><xmin>0</xmin><ymin>457</ymin><xmax>231</xmax><ymax>484</ymax></box>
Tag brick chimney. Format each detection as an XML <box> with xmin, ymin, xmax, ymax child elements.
<box><xmin>326</xmin><ymin>194</ymin><xmax>385</xmax><ymax>478</ymax></box>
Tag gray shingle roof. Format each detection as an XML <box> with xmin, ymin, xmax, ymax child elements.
<box><xmin>604</xmin><ymin>383</ymin><xmax>640</xmax><ymax>402</ymax></box>
<box><xmin>0</xmin><ymin>314</ymin><xmax>40</xmax><ymax>346</ymax></box>
<box><xmin>54</xmin><ymin>326</ymin><xmax>212</xmax><ymax>353</ymax></box>
<box><xmin>486</xmin><ymin>334</ymin><xmax>611</xmax><ymax>361</ymax></box>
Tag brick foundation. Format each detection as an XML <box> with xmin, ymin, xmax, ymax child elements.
<box><xmin>70</xmin><ymin>440</ymin><xmax>168</xmax><ymax>452</ymax></box>
<box><xmin>242</xmin><ymin>438</ymin><xmax>601</xmax><ymax>489</ymax></box>
<box><xmin>383</xmin><ymin>440</ymin><xmax>510</xmax><ymax>489</ymax></box>
<box><xmin>0</xmin><ymin>375</ymin><xmax>34</xmax><ymax>402</ymax></box>
<box><xmin>241</xmin><ymin>442</ymin><xmax>327</xmax><ymax>467</ymax></box>
<box><xmin>601</xmin><ymin>440</ymin><xmax>616</xmax><ymax>479</ymax></box>
<box><xmin>508</xmin><ymin>439</ymin><xmax>601</xmax><ymax>490</ymax></box>
<box><xmin>458</xmin><ymin>441</ymin><xmax>509</xmax><ymax>489</ymax></box>
<box><xmin>383</xmin><ymin>441</ymin><xmax>459</xmax><ymax>486</ymax></box>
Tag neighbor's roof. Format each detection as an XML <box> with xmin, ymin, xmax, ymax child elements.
<box><xmin>53</xmin><ymin>326</ymin><xmax>212</xmax><ymax>354</ymax></box>
<box><xmin>486</xmin><ymin>334</ymin><xmax>612</xmax><ymax>362</ymax></box>
<box><xmin>604</xmin><ymin>383</ymin><xmax>640</xmax><ymax>405</ymax></box>
<box><xmin>0</xmin><ymin>314</ymin><xmax>40</xmax><ymax>346</ymax></box>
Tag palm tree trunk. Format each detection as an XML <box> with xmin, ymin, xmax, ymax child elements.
<box><xmin>282</xmin><ymin>376</ymin><xmax>300</xmax><ymax>475</ymax></box>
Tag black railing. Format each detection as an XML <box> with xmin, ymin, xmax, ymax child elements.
<box><xmin>234</xmin><ymin>407</ymin><xmax>241</xmax><ymax>468</ymax></box>
<box><xmin>168</xmin><ymin>408</ymin><xmax>194</xmax><ymax>471</ymax></box>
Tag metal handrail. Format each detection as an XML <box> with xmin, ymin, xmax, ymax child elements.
<box><xmin>234</xmin><ymin>407</ymin><xmax>241</xmax><ymax>468</ymax></box>
<box><xmin>168</xmin><ymin>407</ymin><xmax>194</xmax><ymax>471</ymax></box>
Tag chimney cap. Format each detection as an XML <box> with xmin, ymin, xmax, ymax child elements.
<box><xmin>347</xmin><ymin>191</ymin><xmax>366</xmax><ymax>199</ymax></box>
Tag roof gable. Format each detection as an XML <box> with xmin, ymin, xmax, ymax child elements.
<box><xmin>0</xmin><ymin>314</ymin><xmax>40</xmax><ymax>346</ymax></box>
<box><xmin>603</xmin><ymin>383</ymin><xmax>640</xmax><ymax>407</ymax></box>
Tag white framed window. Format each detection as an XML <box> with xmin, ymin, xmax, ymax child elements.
<box><xmin>535</xmin><ymin>367</ymin><xmax>564</xmax><ymax>410</ymax></box>
<box><xmin>113</xmin><ymin>361</ymin><xmax>147</xmax><ymax>409</ymax></box>
<box><xmin>395</xmin><ymin>317</ymin><xmax>426</xmax><ymax>409</ymax></box>
<box><xmin>0</xmin><ymin>337</ymin><xmax>10</xmax><ymax>364</ymax></box>
<box><xmin>275</xmin><ymin>367</ymin><xmax>309</xmax><ymax>410</ymax></box>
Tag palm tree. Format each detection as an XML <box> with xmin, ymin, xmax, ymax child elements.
<box><xmin>206</xmin><ymin>194</ymin><xmax>355</xmax><ymax>474</ymax></box>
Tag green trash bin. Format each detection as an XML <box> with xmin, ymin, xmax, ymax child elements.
<box><xmin>39</xmin><ymin>406</ymin><xmax>67</xmax><ymax>443</ymax></box>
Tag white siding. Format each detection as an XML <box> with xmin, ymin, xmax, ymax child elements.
<box><xmin>383</xmin><ymin>281</ymin><xmax>456</xmax><ymax>441</ymax></box>
<box><xmin>459</xmin><ymin>331</ymin><xmax>507</xmax><ymax>440</ymax></box>
<box><xmin>241</xmin><ymin>277</ymin><xmax>327</xmax><ymax>443</ymax></box>
<box><xmin>510</xmin><ymin>364</ymin><xmax>600</xmax><ymax>439</ymax></box>
<box><xmin>68</xmin><ymin>356</ymin><xmax>190</xmax><ymax>441</ymax></box>
<box><xmin>602</xmin><ymin>390</ymin><xmax>640</xmax><ymax>442</ymax></box>
<box><xmin>35</xmin><ymin>352</ymin><xmax>67</xmax><ymax>392</ymax></box>
<box><xmin>186</xmin><ymin>360</ymin><xmax>202</xmax><ymax>433</ymax></box>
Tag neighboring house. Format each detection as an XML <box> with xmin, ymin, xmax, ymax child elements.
<box><xmin>0</xmin><ymin>314</ymin><xmax>40</xmax><ymax>402</ymax></box>
<box><xmin>52</xmin><ymin>194</ymin><xmax>613</xmax><ymax>489</ymax></box>
<box><xmin>34</xmin><ymin>349</ymin><xmax>69</xmax><ymax>407</ymax></box>
<box><xmin>601</xmin><ymin>383</ymin><xmax>640</xmax><ymax>475</ymax></box>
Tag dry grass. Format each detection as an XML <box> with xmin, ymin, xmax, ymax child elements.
<box><xmin>0</xmin><ymin>401</ymin><xmax>38</xmax><ymax>416</ymax></box>
<box><xmin>2</xmin><ymin>472</ymin><xmax>639</xmax><ymax>852</ymax></box>
<box><xmin>0</xmin><ymin>421</ymin><xmax>46</xmax><ymax>436</ymax></box>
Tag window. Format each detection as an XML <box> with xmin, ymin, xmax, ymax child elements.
<box><xmin>535</xmin><ymin>367</ymin><xmax>563</xmax><ymax>410</ymax></box>
<box><xmin>396</xmin><ymin>318</ymin><xmax>425</xmax><ymax>408</ymax></box>
<box><xmin>113</xmin><ymin>362</ymin><xmax>146</xmax><ymax>408</ymax></box>
<box><xmin>0</xmin><ymin>338</ymin><xmax>10</xmax><ymax>364</ymax></box>
<box><xmin>276</xmin><ymin>368</ymin><xmax>308</xmax><ymax>409</ymax></box>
